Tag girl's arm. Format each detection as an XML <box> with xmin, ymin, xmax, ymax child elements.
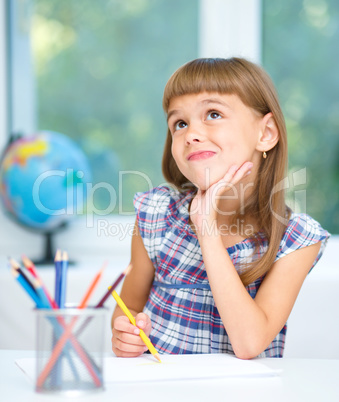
<box><xmin>191</xmin><ymin>163</ymin><xmax>321</xmax><ymax>359</ymax></box>
<box><xmin>111</xmin><ymin>220</ymin><xmax>155</xmax><ymax>357</ymax></box>
<box><xmin>199</xmin><ymin>232</ymin><xmax>320</xmax><ymax>359</ymax></box>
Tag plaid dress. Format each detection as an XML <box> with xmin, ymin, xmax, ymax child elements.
<box><xmin>134</xmin><ymin>186</ymin><xmax>330</xmax><ymax>357</ymax></box>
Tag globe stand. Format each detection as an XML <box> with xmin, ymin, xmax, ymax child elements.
<box><xmin>33</xmin><ymin>232</ymin><xmax>55</xmax><ymax>266</ymax></box>
<box><xmin>33</xmin><ymin>230</ymin><xmax>75</xmax><ymax>266</ymax></box>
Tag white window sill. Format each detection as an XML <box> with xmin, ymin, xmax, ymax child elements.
<box><xmin>0</xmin><ymin>209</ymin><xmax>135</xmax><ymax>262</ymax></box>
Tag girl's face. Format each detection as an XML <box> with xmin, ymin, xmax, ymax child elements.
<box><xmin>167</xmin><ymin>92</ymin><xmax>264</xmax><ymax>190</ymax></box>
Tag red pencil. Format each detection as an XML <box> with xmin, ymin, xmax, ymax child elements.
<box><xmin>21</xmin><ymin>255</ymin><xmax>39</xmax><ymax>278</ymax></box>
<box><xmin>96</xmin><ymin>263</ymin><xmax>132</xmax><ymax>308</ymax></box>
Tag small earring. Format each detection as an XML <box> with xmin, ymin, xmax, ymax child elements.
<box><xmin>263</xmin><ymin>151</ymin><xmax>267</xmax><ymax>159</ymax></box>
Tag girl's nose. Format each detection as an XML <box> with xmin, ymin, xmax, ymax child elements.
<box><xmin>184</xmin><ymin>125</ymin><xmax>205</xmax><ymax>145</ymax></box>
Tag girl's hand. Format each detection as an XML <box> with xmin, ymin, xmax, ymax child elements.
<box><xmin>111</xmin><ymin>312</ymin><xmax>152</xmax><ymax>358</ymax></box>
<box><xmin>190</xmin><ymin>162</ymin><xmax>253</xmax><ymax>235</ymax></box>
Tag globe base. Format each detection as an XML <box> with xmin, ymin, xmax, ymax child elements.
<box><xmin>33</xmin><ymin>232</ymin><xmax>75</xmax><ymax>266</ymax></box>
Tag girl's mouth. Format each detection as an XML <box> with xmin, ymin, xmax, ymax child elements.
<box><xmin>187</xmin><ymin>151</ymin><xmax>216</xmax><ymax>161</ymax></box>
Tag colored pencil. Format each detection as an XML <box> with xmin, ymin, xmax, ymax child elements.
<box><xmin>21</xmin><ymin>255</ymin><xmax>57</xmax><ymax>308</ymax></box>
<box><xmin>54</xmin><ymin>250</ymin><xmax>62</xmax><ymax>307</ymax></box>
<box><xmin>78</xmin><ymin>264</ymin><xmax>106</xmax><ymax>309</ymax></box>
<box><xmin>36</xmin><ymin>264</ymin><xmax>106</xmax><ymax>388</ymax></box>
<box><xmin>11</xmin><ymin>266</ymin><xmax>43</xmax><ymax>307</ymax></box>
<box><xmin>21</xmin><ymin>255</ymin><xmax>38</xmax><ymax>277</ymax></box>
<box><xmin>59</xmin><ymin>251</ymin><xmax>68</xmax><ymax>308</ymax></box>
<box><xmin>33</xmin><ymin>278</ymin><xmax>51</xmax><ymax>309</ymax></box>
<box><xmin>111</xmin><ymin>290</ymin><xmax>161</xmax><ymax>363</ymax></box>
<box><xmin>9</xmin><ymin>258</ymin><xmax>37</xmax><ymax>295</ymax></box>
<box><xmin>96</xmin><ymin>263</ymin><xmax>131</xmax><ymax>308</ymax></box>
<box><xmin>74</xmin><ymin>264</ymin><xmax>131</xmax><ymax>338</ymax></box>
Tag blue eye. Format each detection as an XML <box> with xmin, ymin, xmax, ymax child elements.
<box><xmin>207</xmin><ymin>111</ymin><xmax>221</xmax><ymax>120</ymax></box>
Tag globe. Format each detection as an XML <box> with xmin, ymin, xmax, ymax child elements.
<box><xmin>0</xmin><ymin>131</ymin><xmax>92</xmax><ymax>262</ymax></box>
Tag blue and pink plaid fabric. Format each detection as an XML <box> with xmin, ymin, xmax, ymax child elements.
<box><xmin>134</xmin><ymin>186</ymin><xmax>330</xmax><ymax>357</ymax></box>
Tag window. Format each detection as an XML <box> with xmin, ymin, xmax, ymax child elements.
<box><xmin>8</xmin><ymin>0</ymin><xmax>334</xmax><ymax>234</ymax></box>
<box><xmin>9</xmin><ymin>0</ymin><xmax>199</xmax><ymax>214</ymax></box>
<box><xmin>262</xmin><ymin>0</ymin><xmax>339</xmax><ymax>233</ymax></box>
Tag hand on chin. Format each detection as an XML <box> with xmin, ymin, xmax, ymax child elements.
<box><xmin>191</xmin><ymin>168</ymin><xmax>233</xmax><ymax>193</ymax></box>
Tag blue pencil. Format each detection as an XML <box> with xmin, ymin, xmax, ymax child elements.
<box><xmin>59</xmin><ymin>251</ymin><xmax>68</xmax><ymax>309</ymax></box>
<box><xmin>54</xmin><ymin>250</ymin><xmax>62</xmax><ymax>307</ymax></box>
<box><xmin>33</xmin><ymin>279</ymin><xmax>53</xmax><ymax>309</ymax></box>
<box><xmin>53</xmin><ymin>249</ymin><xmax>63</xmax><ymax>385</ymax></box>
<box><xmin>9</xmin><ymin>258</ymin><xmax>37</xmax><ymax>295</ymax></box>
<box><xmin>11</xmin><ymin>266</ymin><xmax>43</xmax><ymax>307</ymax></box>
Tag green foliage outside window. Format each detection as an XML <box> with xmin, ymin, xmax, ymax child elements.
<box><xmin>32</xmin><ymin>0</ymin><xmax>198</xmax><ymax>214</ymax></box>
<box><xmin>31</xmin><ymin>0</ymin><xmax>338</xmax><ymax>232</ymax></box>
<box><xmin>263</xmin><ymin>0</ymin><xmax>339</xmax><ymax>233</ymax></box>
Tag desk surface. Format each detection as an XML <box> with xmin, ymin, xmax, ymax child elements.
<box><xmin>1</xmin><ymin>350</ymin><xmax>338</xmax><ymax>402</ymax></box>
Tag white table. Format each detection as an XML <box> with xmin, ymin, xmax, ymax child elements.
<box><xmin>1</xmin><ymin>350</ymin><xmax>338</xmax><ymax>402</ymax></box>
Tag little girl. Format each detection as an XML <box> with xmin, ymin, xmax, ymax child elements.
<box><xmin>111</xmin><ymin>57</ymin><xmax>330</xmax><ymax>359</ymax></box>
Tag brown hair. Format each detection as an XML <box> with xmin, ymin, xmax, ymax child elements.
<box><xmin>162</xmin><ymin>57</ymin><xmax>291</xmax><ymax>287</ymax></box>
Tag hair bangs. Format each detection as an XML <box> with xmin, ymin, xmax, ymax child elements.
<box><xmin>163</xmin><ymin>59</ymin><xmax>239</xmax><ymax>112</ymax></box>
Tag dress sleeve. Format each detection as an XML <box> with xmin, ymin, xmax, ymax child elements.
<box><xmin>275</xmin><ymin>213</ymin><xmax>331</xmax><ymax>271</ymax></box>
<box><xmin>133</xmin><ymin>186</ymin><xmax>173</xmax><ymax>263</ymax></box>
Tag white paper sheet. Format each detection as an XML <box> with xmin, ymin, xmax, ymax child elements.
<box><xmin>16</xmin><ymin>353</ymin><xmax>280</xmax><ymax>384</ymax></box>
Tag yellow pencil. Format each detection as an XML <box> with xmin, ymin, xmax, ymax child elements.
<box><xmin>111</xmin><ymin>290</ymin><xmax>161</xmax><ymax>363</ymax></box>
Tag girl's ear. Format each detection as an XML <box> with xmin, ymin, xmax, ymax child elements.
<box><xmin>256</xmin><ymin>112</ymin><xmax>279</xmax><ymax>152</ymax></box>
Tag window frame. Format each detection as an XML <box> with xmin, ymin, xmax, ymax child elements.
<box><xmin>0</xmin><ymin>0</ymin><xmax>8</xmax><ymax>151</ymax></box>
<box><xmin>199</xmin><ymin>0</ymin><xmax>262</xmax><ymax>63</ymax></box>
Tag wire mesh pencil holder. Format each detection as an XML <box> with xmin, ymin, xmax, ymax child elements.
<box><xmin>35</xmin><ymin>307</ymin><xmax>107</xmax><ymax>396</ymax></box>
